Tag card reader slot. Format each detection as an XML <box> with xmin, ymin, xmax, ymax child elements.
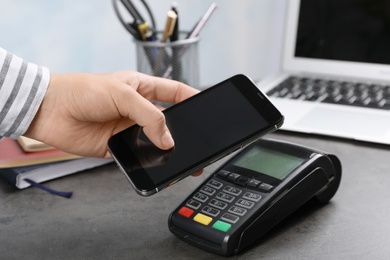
<box><xmin>169</xmin><ymin>215</ymin><xmax>228</xmax><ymax>255</ymax></box>
<box><xmin>169</xmin><ymin>226</ymin><xmax>223</xmax><ymax>254</ymax></box>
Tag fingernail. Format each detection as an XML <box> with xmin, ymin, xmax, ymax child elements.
<box><xmin>161</xmin><ymin>130</ymin><xmax>174</xmax><ymax>148</ymax></box>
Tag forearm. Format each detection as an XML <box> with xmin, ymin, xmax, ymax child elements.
<box><xmin>0</xmin><ymin>47</ymin><xmax>50</xmax><ymax>139</ymax></box>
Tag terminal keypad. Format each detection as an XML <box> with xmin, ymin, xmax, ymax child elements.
<box><xmin>177</xmin><ymin>170</ymin><xmax>274</xmax><ymax>233</ymax></box>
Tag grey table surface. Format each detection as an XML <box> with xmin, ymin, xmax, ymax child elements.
<box><xmin>1</xmin><ymin>131</ymin><xmax>390</xmax><ymax>260</ymax></box>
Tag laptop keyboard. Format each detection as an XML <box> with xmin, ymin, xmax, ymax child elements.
<box><xmin>266</xmin><ymin>76</ymin><xmax>390</xmax><ymax>110</ymax></box>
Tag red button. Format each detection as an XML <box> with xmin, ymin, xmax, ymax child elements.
<box><xmin>178</xmin><ymin>206</ymin><xmax>194</xmax><ymax>218</ymax></box>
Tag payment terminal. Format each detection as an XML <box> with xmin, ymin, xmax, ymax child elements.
<box><xmin>168</xmin><ymin>138</ymin><xmax>342</xmax><ymax>256</ymax></box>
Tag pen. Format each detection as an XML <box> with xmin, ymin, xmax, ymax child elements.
<box><xmin>170</xmin><ymin>2</ymin><xmax>179</xmax><ymax>42</ymax></box>
<box><xmin>153</xmin><ymin>10</ymin><xmax>177</xmax><ymax>76</ymax></box>
<box><xmin>186</xmin><ymin>2</ymin><xmax>217</xmax><ymax>39</ymax></box>
<box><xmin>137</xmin><ymin>21</ymin><xmax>161</xmax><ymax>75</ymax></box>
<box><xmin>161</xmin><ymin>10</ymin><xmax>178</xmax><ymax>42</ymax></box>
<box><xmin>138</xmin><ymin>22</ymin><xmax>154</xmax><ymax>41</ymax></box>
<box><xmin>170</xmin><ymin>2</ymin><xmax>181</xmax><ymax>81</ymax></box>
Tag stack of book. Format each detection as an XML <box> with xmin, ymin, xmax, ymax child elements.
<box><xmin>0</xmin><ymin>136</ymin><xmax>112</xmax><ymax>191</ymax></box>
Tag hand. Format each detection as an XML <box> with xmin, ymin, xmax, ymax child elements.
<box><xmin>25</xmin><ymin>71</ymin><xmax>199</xmax><ymax>158</ymax></box>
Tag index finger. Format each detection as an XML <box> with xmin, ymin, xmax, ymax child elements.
<box><xmin>135</xmin><ymin>74</ymin><xmax>200</xmax><ymax>104</ymax></box>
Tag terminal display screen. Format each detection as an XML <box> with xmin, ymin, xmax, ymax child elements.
<box><xmin>233</xmin><ymin>146</ymin><xmax>305</xmax><ymax>180</ymax></box>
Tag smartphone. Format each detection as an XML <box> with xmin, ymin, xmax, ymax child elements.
<box><xmin>107</xmin><ymin>74</ymin><xmax>284</xmax><ymax>196</ymax></box>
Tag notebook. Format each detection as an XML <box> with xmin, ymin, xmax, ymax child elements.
<box><xmin>257</xmin><ymin>0</ymin><xmax>390</xmax><ymax>145</ymax></box>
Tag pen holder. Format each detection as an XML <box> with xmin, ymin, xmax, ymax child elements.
<box><xmin>134</xmin><ymin>32</ymin><xmax>200</xmax><ymax>89</ymax></box>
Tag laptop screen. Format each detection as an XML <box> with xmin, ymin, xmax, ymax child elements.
<box><xmin>295</xmin><ymin>0</ymin><xmax>390</xmax><ymax>65</ymax></box>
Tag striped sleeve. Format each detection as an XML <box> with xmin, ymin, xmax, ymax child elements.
<box><xmin>0</xmin><ymin>47</ymin><xmax>50</xmax><ymax>139</ymax></box>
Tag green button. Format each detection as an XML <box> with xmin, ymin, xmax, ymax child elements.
<box><xmin>212</xmin><ymin>220</ymin><xmax>232</xmax><ymax>232</ymax></box>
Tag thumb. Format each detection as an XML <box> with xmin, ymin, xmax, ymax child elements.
<box><xmin>142</xmin><ymin>115</ymin><xmax>175</xmax><ymax>150</ymax></box>
<box><xmin>110</xmin><ymin>84</ymin><xmax>175</xmax><ymax>150</ymax></box>
<box><xmin>131</xmin><ymin>101</ymin><xmax>174</xmax><ymax>150</ymax></box>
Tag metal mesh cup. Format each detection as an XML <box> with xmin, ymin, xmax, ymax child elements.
<box><xmin>134</xmin><ymin>32</ymin><xmax>200</xmax><ymax>88</ymax></box>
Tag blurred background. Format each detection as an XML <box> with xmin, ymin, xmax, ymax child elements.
<box><xmin>0</xmin><ymin>0</ymin><xmax>286</xmax><ymax>87</ymax></box>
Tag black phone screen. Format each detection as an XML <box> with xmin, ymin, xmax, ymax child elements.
<box><xmin>108</xmin><ymin>75</ymin><xmax>283</xmax><ymax>192</ymax></box>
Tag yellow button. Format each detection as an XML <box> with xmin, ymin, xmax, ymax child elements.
<box><xmin>193</xmin><ymin>213</ymin><xmax>213</xmax><ymax>226</ymax></box>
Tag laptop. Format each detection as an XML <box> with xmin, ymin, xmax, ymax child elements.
<box><xmin>257</xmin><ymin>0</ymin><xmax>390</xmax><ymax>145</ymax></box>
